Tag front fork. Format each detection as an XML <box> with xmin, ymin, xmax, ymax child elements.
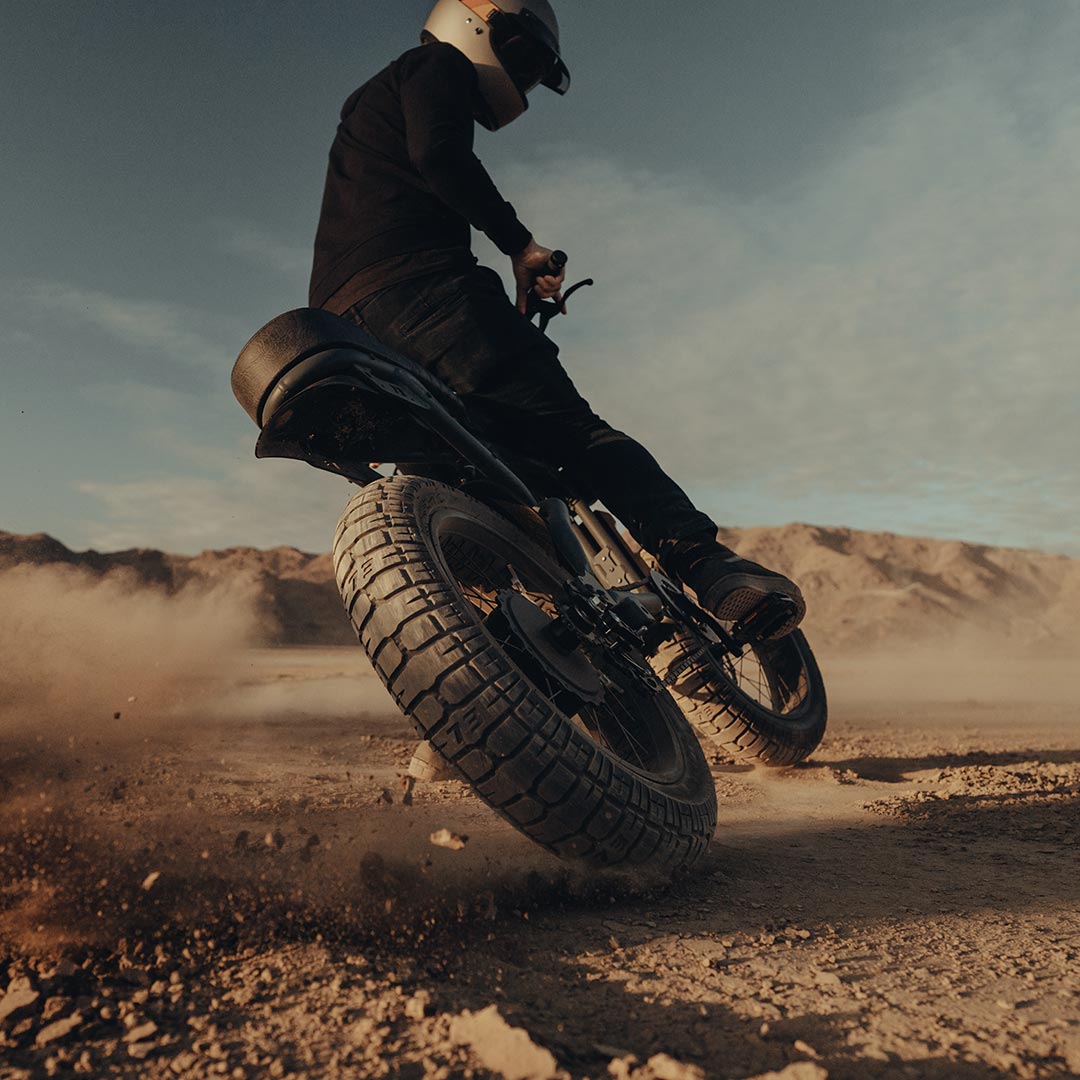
<box><xmin>559</xmin><ymin>498</ymin><xmax>792</xmax><ymax>666</ymax></box>
<box><xmin>565</xmin><ymin>498</ymin><xmax>653</xmax><ymax>592</ymax></box>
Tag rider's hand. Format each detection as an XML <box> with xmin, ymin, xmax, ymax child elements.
<box><xmin>512</xmin><ymin>239</ymin><xmax>566</xmax><ymax>315</ymax></box>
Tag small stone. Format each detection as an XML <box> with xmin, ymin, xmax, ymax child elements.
<box><xmin>35</xmin><ymin>1012</ymin><xmax>82</xmax><ymax>1046</ymax></box>
<box><xmin>449</xmin><ymin>1005</ymin><xmax>557</xmax><ymax>1080</ymax></box>
<box><xmin>404</xmin><ymin>990</ymin><xmax>431</xmax><ymax>1020</ymax></box>
<box><xmin>141</xmin><ymin>871</ymin><xmax>161</xmax><ymax>891</ymax></box>
<box><xmin>41</xmin><ymin>996</ymin><xmax>70</xmax><ymax>1020</ymax></box>
<box><xmin>429</xmin><ymin>828</ymin><xmax>468</xmax><ymax>851</ymax></box>
<box><xmin>793</xmin><ymin>1039</ymin><xmax>820</xmax><ymax>1058</ymax></box>
<box><xmin>128</xmin><ymin>1041</ymin><xmax>156</xmax><ymax>1059</ymax></box>
<box><xmin>647</xmin><ymin>1053</ymin><xmax>706</xmax><ymax>1080</ymax></box>
<box><xmin>0</xmin><ymin>987</ymin><xmax>40</xmax><ymax>1024</ymax></box>
<box><xmin>124</xmin><ymin>1020</ymin><xmax>159</xmax><ymax>1043</ymax></box>
<box><xmin>746</xmin><ymin>1065</ymin><xmax>828</xmax><ymax>1080</ymax></box>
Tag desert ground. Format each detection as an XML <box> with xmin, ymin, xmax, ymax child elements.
<box><xmin>1</xmin><ymin>530</ymin><xmax>1078</xmax><ymax>1079</ymax></box>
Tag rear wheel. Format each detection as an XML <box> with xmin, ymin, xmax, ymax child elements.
<box><xmin>334</xmin><ymin>476</ymin><xmax>717</xmax><ymax>870</ymax></box>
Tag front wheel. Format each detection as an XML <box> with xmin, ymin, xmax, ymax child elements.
<box><xmin>333</xmin><ymin>476</ymin><xmax>717</xmax><ymax>871</ymax></box>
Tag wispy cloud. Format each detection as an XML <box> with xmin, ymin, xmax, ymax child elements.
<box><xmin>25</xmin><ymin>281</ymin><xmax>230</xmax><ymax>370</ymax></box>
<box><xmin>219</xmin><ymin>221</ymin><xmax>312</xmax><ymax>278</ymax></box>
<box><xmin>79</xmin><ymin>443</ymin><xmax>352</xmax><ymax>554</ymax></box>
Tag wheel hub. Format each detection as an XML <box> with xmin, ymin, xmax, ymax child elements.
<box><xmin>494</xmin><ymin>591</ymin><xmax>605</xmax><ymax>704</ymax></box>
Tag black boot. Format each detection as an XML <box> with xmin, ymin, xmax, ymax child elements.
<box><xmin>659</xmin><ymin>536</ymin><xmax>806</xmax><ymax>639</ymax></box>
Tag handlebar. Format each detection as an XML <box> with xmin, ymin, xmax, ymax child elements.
<box><xmin>527</xmin><ymin>248</ymin><xmax>593</xmax><ymax>333</ymax></box>
<box><xmin>546</xmin><ymin>249</ymin><xmax>568</xmax><ymax>274</ymax></box>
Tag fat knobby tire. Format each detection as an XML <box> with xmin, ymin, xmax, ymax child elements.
<box><xmin>333</xmin><ymin>476</ymin><xmax>717</xmax><ymax>871</ymax></box>
<box><xmin>653</xmin><ymin>628</ymin><xmax>827</xmax><ymax>767</ymax></box>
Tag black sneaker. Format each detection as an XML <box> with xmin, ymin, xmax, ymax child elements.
<box><xmin>660</xmin><ymin>539</ymin><xmax>806</xmax><ymax>639</ymax></box>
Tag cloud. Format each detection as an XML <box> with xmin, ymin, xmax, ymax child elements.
<box><xmin>25</xmin><ymin>281</ymin><xmax>232</xmax><ymax>370</ymax></box>
<box><xmin>473</xmin><ymin>4</ymin><xmax>1080</xmax><ymax>554</ymax></box>
<box><xmin>219</xmin><ymin>222</ymin><xmax>312</xmax><ymax>278</ymax></box>
<box><xmin>78</xmin><ymin>440</ymin><xmax>353</xmax><ymax>554</ymax></box>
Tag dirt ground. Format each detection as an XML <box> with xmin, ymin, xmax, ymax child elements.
<box><xmin>1</xmin><ymin>646</ymin><xmax>1078</xmax><ymax>1080</ymax></box>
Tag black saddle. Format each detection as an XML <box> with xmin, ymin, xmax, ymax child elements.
<box><xmin>231</xmin><ymin>308</ymin><xmax>466</xmax><ymax>429</ymax></box>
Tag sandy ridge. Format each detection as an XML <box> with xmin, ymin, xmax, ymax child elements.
<box><xmin>2</xmin><ymin>525</ymin><xmax>1078</xmax><ymax>649</ymax></box>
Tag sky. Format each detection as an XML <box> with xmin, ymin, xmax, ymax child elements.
<box><xmin>2</xmin><ymin>1</ymin><xmax>1078</xmax><ymax>557</ymax></box>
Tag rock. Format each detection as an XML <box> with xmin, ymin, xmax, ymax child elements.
<box><xmin>647</xmin><ymin>1052</ymin><xmax>706</xmax><ymax>1080</ymax></box>
<box><xmin>41</xmin><ymin>996</ymin><xmax>71</xmax><ymax>1020</ymax></box>
<box><xmin>404</xmin><ymin>990</ymin><xmax>431</xmax><ymax>1020</ymax></box>
<box><xmin>429</xmin><ymin>828</ymin><xmax>468</xmax><ymax>851</ymax></box>
<box><xmin>125</xmin><ymin>1020</ymin><xmax>159</xmax><ymax>1043</ymax></box>
<box><xmin>745</xmin><ymin>1065</ymin><xmax>829</xmax><ymax>1080</ymax></box>
<box><xmin>170</xmin><ymin>1051</ymin><xmax>198</xmax><ymax>1073</ymax></box>
<box><xmin>792</xmin><ymin>1039</ymin><xmax>820</xmax><ymax>1059</ymax></box>
<box><xmin>141</xmin><ymin>871</ymin><xmax>161</xmax><ymax>891</ymax></box>
<box><xmin>35</xmin><ymin>1012</ymin><xmax>82</xmax><ymax>1046</ymax></box>
<box><xmin>0</xmin><ymin>988</ymin><xmax>40</xmax><ymax>1024</ymax></box>
<box><xmin>449</xmin><ymin>1004</ymin><xmax>559</xmax><ymax>1080</ymax></box>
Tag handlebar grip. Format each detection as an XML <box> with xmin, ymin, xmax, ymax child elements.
<box><xmin>547</xmin><ymin>250</ymin><xmax>568</xmax><ymax>274</ymax></box>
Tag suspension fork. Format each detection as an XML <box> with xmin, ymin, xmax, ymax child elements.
<box><xmin>566</xmin><ymin>499</ymin><xmax>653</xmax><ymax>592</ymax></box>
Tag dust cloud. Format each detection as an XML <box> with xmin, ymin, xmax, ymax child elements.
<box><xmin>0</xmin><ymin>564</ymin><xmax>260</xmax><ymax>733</ymax></box>
<box><xmin>820</xmin><ymin>626</ymin><xmax>1080</xmax><ymax>709</ymax></box>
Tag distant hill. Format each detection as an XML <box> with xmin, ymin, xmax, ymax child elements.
<box><xmin>2</xmin><ymin>526</ymin><xmax>1077</xmax><ymax>650</ymax></box>
<box><xmin>0</xmin><ymin>532</ymin><xmax>351</xmax><ymax>646</ymax></box>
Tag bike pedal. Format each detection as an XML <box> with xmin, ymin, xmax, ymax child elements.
<box><xmin>735</xmin><ymin>596</ymin><xmax>798</xmax><ymax>642</ymax></box>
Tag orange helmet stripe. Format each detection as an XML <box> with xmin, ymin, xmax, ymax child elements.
<box><xmin>460</xmin><ymin>0</ymin><xmax>500</xmax><ymax>21</ymax></box>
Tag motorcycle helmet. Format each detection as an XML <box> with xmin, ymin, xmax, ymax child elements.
<box><xmin>422</xmin><ymin>0</ymin><xmax>570</xmax><ymax>130</ymax></box>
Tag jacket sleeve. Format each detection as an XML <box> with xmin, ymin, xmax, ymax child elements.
<box><xmin>400</xmin><ymin>44</ymin><xmax>532</xmax><ymax>256</ymax></box>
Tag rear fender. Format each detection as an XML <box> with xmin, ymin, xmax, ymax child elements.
<box><xmin>255</xmin><ymin>372</ymin><xmax>458</xmax><ymax>484</ymax></box>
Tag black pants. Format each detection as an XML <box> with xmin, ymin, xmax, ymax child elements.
<box><xmin>345</xmin><ymin>263</ymin><xmax>716</xmax><ymax>554</ymax></box>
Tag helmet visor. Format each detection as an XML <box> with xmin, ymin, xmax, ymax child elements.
<box><xmin>489</xmin><ymin>10</ymin><xmax>570</xmax><ymax>96</ymax></box>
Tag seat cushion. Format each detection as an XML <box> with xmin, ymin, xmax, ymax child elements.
<box><xmin>231</xmin><ymin>308</ymin><xmax>464</xmax><ymax>427</ymax></box>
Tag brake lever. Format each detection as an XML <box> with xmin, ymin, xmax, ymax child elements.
<box><xmin>527</xmin><ymin>277</ymin><xmax>595</xmax><ymax>333</ymax></box>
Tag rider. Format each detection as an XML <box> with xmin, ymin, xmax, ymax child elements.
<box><xmin>309</xmin><ymin>0</ymin><xmax>805</xmax><ymax>636</ymax></box>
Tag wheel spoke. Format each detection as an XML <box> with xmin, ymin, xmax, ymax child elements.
<box><xmin>438</xmin><ymin>520</ymin><xmax>674</xmax><ymax>778</ymax></box>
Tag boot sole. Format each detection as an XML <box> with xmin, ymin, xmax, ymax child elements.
<box><xmin>701</xmin><ymin>576</ymin><xmax>806</xmax><ymax>639</ymax></box>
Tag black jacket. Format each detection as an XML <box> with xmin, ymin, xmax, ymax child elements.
<box><xmin>309</xmin><ymin>43</ymin><xmax>532</xmax><ymax>311</ymax></box>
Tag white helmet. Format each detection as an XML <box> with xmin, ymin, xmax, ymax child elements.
<box><xmin>422</xmin><ymin>0</ymin><xmax>570</xmax><ymax>131</ymax></box>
